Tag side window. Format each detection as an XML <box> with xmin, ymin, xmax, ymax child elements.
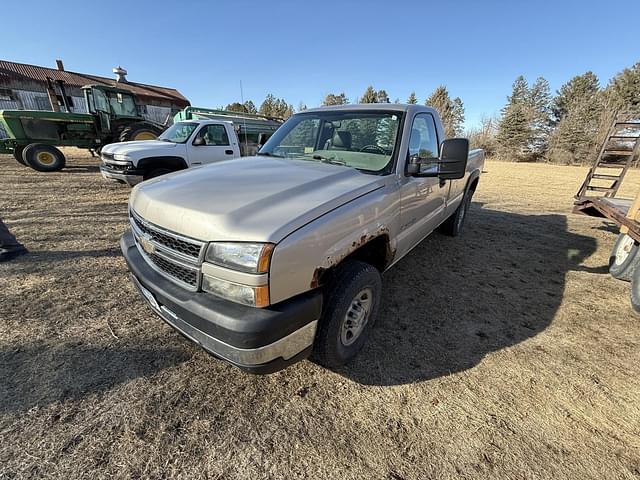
<box><xmin>408</xmin><ymin>114</ymin><xmax>439</xmax><ymax>159</ymax></box>
<box><xmin>196</xmin><ymin>124</ymin><xmax>230</xmax><ymax>146</ymax></box>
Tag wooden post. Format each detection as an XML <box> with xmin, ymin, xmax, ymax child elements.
<box><xmin>621</xmin><ymin>187</ymin><xmax>640</xmax><ymax>235</ymax></box>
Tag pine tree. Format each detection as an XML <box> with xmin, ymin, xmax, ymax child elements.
<box><xmin>551</xmin><ymin>72</ymin><xmax>600</xmax><ymax>124</ymax></box>
<box><xmin>407</xmin><ymin>92</ymin><xmax>418</xmax><ymax>104</ymax></box>
<box><xmin>376</xmin><ymin>90</ymin><xmax>390</xmax><ymax>103</ymax></box>
<box><xmin>225</xmin><ymin>102</ymin><xmax>247</xmax><ymax>113</ymax></box>
<box><xmin>605</xmin><ymin>62</ymin><xmax>640</xmax><ymax>115</ymax></box>
<box><xmin>425</xmin><ymin>85</ymin><xmax>465</xmax><ymax>137</ymax></box>
<box><xmin>243</xmin><ymin>100</ymin><xmax>257</xmax><ymax>114</ymax></box>
<box><xmin>360</xmin><ymin>86</ymin><xmax>378</xmax><ymax>103</ymax></box>
<box><xmin>259</xmin><ymin>94</ymin><xmax>277</xmax><ymax>116</ymax></box>
<box><xmin>323</xmin><ymin>93</ymin><xmax>349</xmax><ymax>106</ymax></box>
<box><xmin>547</xmin><ymin>73</ymin><xmax>603</xmax><ymax>164</ymax></box>
<box><xmin>528</xmin><ymin>77</ymin><xmax>552</xmax><ymax>155</ymax></box>
<box><xmin>496</xmin><ymin>103</ymin><xmax>532</xmax><ymax>160</ymax></box>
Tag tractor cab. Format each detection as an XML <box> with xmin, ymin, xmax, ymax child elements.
<box><xmin>82</xmin><ymin>85</ymin><xmax>145</xmax><ymax>134</ymax></box>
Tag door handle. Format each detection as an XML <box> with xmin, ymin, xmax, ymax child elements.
<box><xmin>225</xmin><ymin>149</ymin><xmax>234</xmax><ymax>155</ymax></box>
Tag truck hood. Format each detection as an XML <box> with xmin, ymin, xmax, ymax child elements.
<box><xmin>129</xmin><ymin>156</ymin><xmax>386</xmax><ymax>242</ymax></box>
<box><xmin>102</xmin><ymin>140</ymin><xmax>177</xmax><ymax>156</ymax></box>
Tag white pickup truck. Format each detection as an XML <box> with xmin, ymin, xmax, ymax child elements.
<box><xmin>100</xmin><ymin>114</ymin><xmax>280</xmax><ymax>185</ymax></box>
<box><xmin>120</xmin><ymin>104</ymin><xmax>485</xmax><ymax>373</ymax></box>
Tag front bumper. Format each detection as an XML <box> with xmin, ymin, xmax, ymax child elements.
<box><xmin>120</xmin><ymin>231</ymin><xmax>322</xmax><ymax>373</ymax></box>
<box><xmin>100</xmin><ymin>161</ymin><xmax>144</xmax><ymax>186</ymax></box>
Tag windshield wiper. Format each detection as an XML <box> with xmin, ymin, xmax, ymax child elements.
<box><xmin>312</xmin><ymin>154</ymin><xmax>346</xmax><ymax>166</ymax></box>
<box><xmin>257</xmin><ymin>152</ymin><xmax>284</xmax><ymax>158</ymax></box>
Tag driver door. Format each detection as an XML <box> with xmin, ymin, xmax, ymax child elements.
<box><xmin>188</xmin><ymin>124</ymin><xmax>236</xmax><ymax>166</ymax></box>
<box><xmin>396</xmin><ymin>113</ymin><xmax>448</xmax><ymax>259</ymax></box>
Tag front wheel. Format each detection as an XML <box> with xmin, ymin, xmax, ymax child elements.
<box><xmin>143</xmin><ymin>168</ymin><xmax>173</xmax><ymax>181</ymax></box>
<box><xmin>312</xmin><ymin>260</ymin><xmax>382</xmax><ymax>368</ymax></box>
<box><xmin>609</xmin><ymin>233</ymin><xmax>640</xmax><ymax>282</ymax></box>
<box><xmin>23</xmin><ymin>144</ymin><xmax>66</xmax><ymax>172</ymax></box>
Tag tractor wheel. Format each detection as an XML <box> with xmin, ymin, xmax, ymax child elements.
<box><xmin>13</xmin><ymin>146</ymin><xmax>26</xmax><ymax>166</ymax></box>
<box><xmin>119</xmin><ymin>123</ymin><xmax>163</xmax><ymax>142</ymax></box>
<box><xmin>23</xmin><ymin>144</ymin><xmax>66</xmax><ymax>172</ymax></box>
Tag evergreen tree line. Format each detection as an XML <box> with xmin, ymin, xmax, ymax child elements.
<box><xmin>223</xmin><ymin>84</ymin><xmax>466</xmax><ymax>138</ymax></box>
<box><xmin>469</xmin><ymin>61</ymin><xmax>640</xmax><ymax>164</ymax></box>
<box><xmin>223</xmin><ymin>60</ymin><xmax>639</xmax><ymax>165</ymax></box>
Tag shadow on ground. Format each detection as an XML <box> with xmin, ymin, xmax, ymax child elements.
<box><xmin>339</xmin><ymin>204</ymin><xmax>598</xmax><ymax>386</ymax></box>
<box><xmin>0</xmin><ymin>342</ymin><xmax>191</xmax><ymax>414</ymax></box>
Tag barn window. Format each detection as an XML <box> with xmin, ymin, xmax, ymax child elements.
<box><xmin>0</xmin><ymin>88</ymin><xmax>14</xmax><ymax>101</ymax></box>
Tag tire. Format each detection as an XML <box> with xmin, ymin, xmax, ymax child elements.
<box><xmin>143</xmin><ymin>168</ymin><xmax>173</xmax><ymax>181</ymax></box>
<box><xmin>23</xmin><ymin>144</ymin><xmax>66</xmax><ymax>172</ymax></box>
<box><xmin>119</xmin><ymin>123</ymin><xmax>163</xmax><ymax>142</ymax></box>
<box><xmin>631</xmin><ymin>266</ymin><xmax>640</xmax><ymax>313</ymax></box>
<box><xmin>609</xmin><ymin>233</ymin><xmax>640</xmax><ymax>282</ymax></box>
<box><xmin>12</xmin><ymin>146</ymin><xmax>26</xmax><ymax>166</ymax></box>
<box><xmin>440</xmin><ymin>189</ymin><xmax>473</xmax><ymax>237</ymax></box>
<box><xmin>312</xmin><ymin>260</ymin><xmax>382</xmax><ymax>368</ymax></box>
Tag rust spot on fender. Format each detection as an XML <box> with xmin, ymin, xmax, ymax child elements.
<box><xmin>310</xmin><ymin>226</ymin><xmax>392</xmax><ymax>288</ymax></box>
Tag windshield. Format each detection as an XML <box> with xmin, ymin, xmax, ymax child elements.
<box><xmin>259</xmin><ymin>110</ymin><xmax>403</xmax><ymax>174</ymax></box>
<box><xmin>107</xmin><ymin>92</ymin><xmax>138</xmax><ymax>116</ymax></box>
<box><xmin>158</xmin><ymin>122</ymin><xmax>198</xmax><ymax>143</ymax></box>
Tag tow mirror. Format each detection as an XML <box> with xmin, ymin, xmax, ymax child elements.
<box><xmin>438</xmin><ymin>138</ymin><xmax>469</xmax><ymax>180</ymax></box>
<box><xmin>407</xmin><ymin>138</ymin><xmax>469</xmax><ymax>179</ymax></box>
<box><xmin>193</xmin><ymin>136</ymin><xmax>205</xmax><ymax>146</ymax></box>
<box><xmin>257</xmin><ymin>133</ymin><xmax>267</xmax><ymax>146</ymax></box>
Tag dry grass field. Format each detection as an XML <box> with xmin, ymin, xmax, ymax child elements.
<box><xmin>1</xmin><ymin>151</ymin><xmax>639</xmax><ymax>479</ymax></box>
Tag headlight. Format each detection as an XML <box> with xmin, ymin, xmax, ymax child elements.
<box><xmin>202</xmin><ymin>275</ymin><xmax>269</xmax><ymax>307</ymax></box>
<box><xmin>113</xmin><ymin>153</ymin><xmax>131</xmax><ymax>161</ymax></box>
<box><xmin>205</xmin><ymin>242</ymin><xmax>274</xmax><ymax>273</ymax></box>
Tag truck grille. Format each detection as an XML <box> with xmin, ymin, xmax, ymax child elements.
<box><xmin>129</xmin><ymin>210</ymin><xmax>205</xmax><ymax>290</ymax></box>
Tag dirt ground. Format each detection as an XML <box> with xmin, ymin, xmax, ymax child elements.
<box><xmin>1</xmin><ymin>151</ymin><xmax>639</xmax><ymax>480</ymax></box>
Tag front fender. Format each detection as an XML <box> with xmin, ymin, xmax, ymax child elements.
<box><xmin>268</xmin><ymin>184</ymin><xmax>400</xmax><ymax>304</ymax></box>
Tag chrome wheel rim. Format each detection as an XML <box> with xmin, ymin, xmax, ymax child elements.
<box><xmin>341</xmin><ymin>288</ymin><xmax>373</xmax><ymax>346</ymax></box>
<box><xmin>615</xmin><ymin>235</ymin><xmax>635</xmax><ymax>266</ymax></box>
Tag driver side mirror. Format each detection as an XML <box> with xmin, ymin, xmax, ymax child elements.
<box><xmin>407</xmin><ymin>138</ymin><xmax>469</xmax><ymax>180</ymax></box>
<box><xmin>193</xmin><ymin>136</ymin><xmax>205</xmax><ymax>146</ymax></box>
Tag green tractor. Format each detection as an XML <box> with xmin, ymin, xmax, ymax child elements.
<box><xmin>0</xmin><ymin>84</ymin><xmax>165</xmax><ymax>172</ymax></box>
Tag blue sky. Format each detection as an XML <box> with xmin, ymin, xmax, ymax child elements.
<box><xmin>2</xmin><ymin>0</ymin><xmax>639</xmax><ymax>128</ymax></box>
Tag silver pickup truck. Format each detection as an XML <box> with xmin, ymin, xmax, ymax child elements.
<box><xmin>120</xmin><ymin>104</ymin><xmax>485</xmax><ymax>373</ymax></box>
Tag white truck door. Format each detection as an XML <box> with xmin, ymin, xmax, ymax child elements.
<box><xmin>187</xmin><ymin>123</ymin><xmax>239</xmax><ymax>166</ymax></box>
<box><xmin>396</xmin><ymin>113</ymin><xmax>448</xmax><ymax>259</ymax></box>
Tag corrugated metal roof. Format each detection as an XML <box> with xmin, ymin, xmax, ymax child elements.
<box><xmin>0</xmin><ymin>60</ymin><xmax>190</xmax><ymax>107</ymax></box>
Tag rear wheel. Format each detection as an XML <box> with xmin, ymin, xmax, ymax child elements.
<box><xmin>609</xmin><ymin>233</ymin><xmax>640</xmax><ymax>282</ymax></box>
<box><xmin>13</xmin><ymin>146</ymin><xmax>26</xmax><ymax>166</ymax></box>
<box><xmin>119</xmin><ymin>123</ymin><xmax>163</xmax><ymax>142</ymax></box>
<box><xmin>312</xmin><ymin>260</ymin><xmax>382</xmax><ymax>368</ymax></box>
<box><xmin>23</xmin><ymin>144</ymin><xmax>66</xmax><ymax>172</ymax></box>
<box><xmin>440</xmin><ymin>189</ymin><xmax>473</xmax><ymax>237</ymax></box>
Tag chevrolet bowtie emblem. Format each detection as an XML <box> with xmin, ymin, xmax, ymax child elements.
<box><xmin>139</xmin><ymin>233</ymin><xmax>156</xmax><ymax>255</ymax></box>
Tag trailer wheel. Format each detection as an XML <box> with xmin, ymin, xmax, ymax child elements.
<box><xmin>631</xmin><ymin>267</ymin><xmax>640</xmax><ymax>313</ymax></box>
<box><xmin>119</xmin><ymin>123</ymin><xmax>163</xmax><ymax>142</ymax></box>
<box><xmin>23</xmin><ymin>144</ymin><xmax>66</xmax><ymax>172</ymax></box>
<box><xmin>609</xmin><ymin>233</ymin><xmax>640</xmax><ymax>282</ymax></box>
<box><xmin>13</xmin><ymin>146</ymin><xmax>26</xmax><ymax>166</ymax></box>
